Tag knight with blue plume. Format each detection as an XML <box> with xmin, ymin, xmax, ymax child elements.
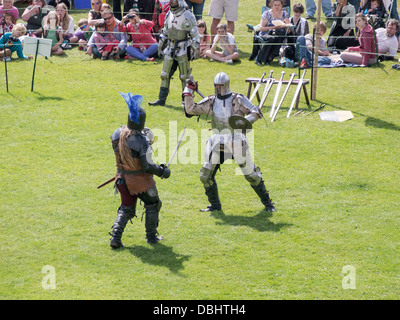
<box><xmin>108</xmin><ymin>92</ymin><xmax>171</xmax><ymax>248</ymax></box>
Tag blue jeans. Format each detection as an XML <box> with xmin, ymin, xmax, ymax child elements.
<box><xmin>305</xmin><ymin>0</ymin><xmax>333</xmax><ymax>17</ymax></box>
<box><xmin>296</xmin><ymin>36</ymin><xmax>331</xmax><ymax>65</ymax></box>
<box><xmin>185</xmin><ymin>0</ymin><xmax>206</xmax><ymax>20</ymax></box>
<box><xmin>126</xmin><ymin>43</ymin><xmax>158</xmax><ymax>61</ymax></box>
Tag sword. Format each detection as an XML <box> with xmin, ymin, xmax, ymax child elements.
<box><xmin>167</xmin><ymin>125</ymin><xmax>186</xmax><ymax>168</ymax></box>
<box><xmin>271</xmin><ymin>73</ymin><xmax>296</xmax><ymax>122</ymax></box>
<box><xmin>97</xmin><ymin>176</ymin><xmax>116</xmax><ymax>189</ymax></box>
<box><xmin>257</xmin><ymin>70</ymin><xmax>274</xmax><ymax>111</ymax></box>
<box><xmin>287</xmin><ymin>69</ymin><xmax>307</xmax><ymax>118</ymax></box>
<box><xmin>304</xmin><ymin>103</ymin><xmax>325</xmax><ymax>116</ymax></box>
<box><xmin>270</xmin><ymin>71</ymin><xmax>285</xmax><ymax>117</ymax></box>
<box><xmin>196</xmin><ymin>88</ymin><xmax>205</xmax><ymax>98</ymax></box>
<box><xmin>249</xmin><ymin>72</ymin><xmax>266</xmax><ymax>102</ymax></box>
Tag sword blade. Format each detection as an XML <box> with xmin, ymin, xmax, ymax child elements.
<box><xmin>270</xmin><ymin>71</ymin><xmax>285</xmax><ymax>117</ymax></box>
<box><xmin>287</xmin><ymin>69</ymin><xmax>307</xmax><ymax>118</ymax></box>
<box><xmin>258</xmin><ymin>70</ymin><xmax>274</xmax><ymax>110</ymax></box>
<box><xmin>167</xmin><ymin>125</ymin><xmax>186</xmax><ymax>168</ymax></box>
<box><xmin>249</xmin><ymin>72</ymin><xmax>266</xmax><ymax>101</ymax></box>
<box><xmin>271</xmin><ymin>73</ymin><xmax>296</xmax><ymax>122</ymax></box>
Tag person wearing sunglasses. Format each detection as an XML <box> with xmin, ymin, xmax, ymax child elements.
<box><xmin>118</xmin><ymin>9</ymin><xmax>158</xmax><ymax>61</ymax></box>
<box><xmin>88</xmin><ymin>0</ymin><xmax>102</xmax><ymax>26</ymax></box>
<box><xmin>87</xmin><ymin>8</ymin><xmax>127</xmax><ymax>59</ymax></box>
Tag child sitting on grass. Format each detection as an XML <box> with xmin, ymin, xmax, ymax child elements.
<box><xmin>0</xmin><ymin>23</ymin><xmax>33</xmax><ymax>61</ymax></box>
<box><xmin>196</xmin><ymin>19</ymin><xmax>210</xmax><ymax>58</ymax></box>
<box><xmin>43</xmin><ymin>11</ymin><xmax>64</xmax><ymax>56</ymax></box>
<box><xmin>0</xmin><ymin>12</ymin><xmax>16</xmax><ymax>36</ymax></box>
<box><xmin>69</xmin><ymin>18</ymin><xmax>94</xmax><ymax>51</ymax></box>
<box><xmin>204</xmin><ymin>23</ymin><xmax>239</xmax><ymax>64</ymax></box>
<box><xmin>91</xmin><ymin>21</ymin><xmax>119</xmax><ymax>60</ymax></box>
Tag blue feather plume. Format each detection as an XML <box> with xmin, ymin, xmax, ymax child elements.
<box><xmin>119</xmin><ymin>92</ymin><xmax>143</xmax><ymax>124</ymax></box>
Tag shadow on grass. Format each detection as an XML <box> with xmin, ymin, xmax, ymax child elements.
<box><xmin>313</xmin><ymin>99</ymin><xmax>400</xmax><ymax>132</ymax></box>
<box><xmin>365</xmin><ymin>117</ymin><xmax>400</xmax><ymax>131</ymax></box>
<box><xmin>32</xmin><ymin>91</ymin><xmax>65</xmax><ymax>101</ymax></box>
<box><xmin>210</xmin><ymin>209</ymin><xmax>292</xmax><ymax>232</ymax></box>
<box><xmin>127</xmin><ymin>243</ymin><xmax>190</xmax><ymax>275</ymax></box>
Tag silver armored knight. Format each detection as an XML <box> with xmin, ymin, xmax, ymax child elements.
<box><xmin>183</xmin><ymin>72</ymin><xmax>276</xmax><ymax>212</ymax></box>
<box><xmin>149</xmin><ymin>0</ymin><xmax>200</xmax><ymax>106</ymax></box>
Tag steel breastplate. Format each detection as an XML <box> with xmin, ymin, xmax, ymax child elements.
<box><xmin>211</xmin><ymin>96</ymin><xmax>235</xmax><ymax>132</ymax></box>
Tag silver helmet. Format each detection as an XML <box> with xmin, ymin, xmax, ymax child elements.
<box><xmin>214</xmin><ymin>72</ymin><xmax>231</xmax><ymax>97</ymax></box>
<box><xmin>170</xmin><ymin>0</ymin><xmax>187</xmax><ymax>12</ymax></box>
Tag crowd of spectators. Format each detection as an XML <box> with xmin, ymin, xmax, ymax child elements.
<box><xmin>0</xmin><ymin>0</ymin><xmax>399</xmax><ymax>67</ymax></box>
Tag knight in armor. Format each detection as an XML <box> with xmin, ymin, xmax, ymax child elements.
<box><xmin>109</xmin><ymin>92</ymin><xmax>171</xmax><ymax>248</ymax></box>
<box><xmin>149</xmin><ymin>0</ymin><xmax>200</xmax><ymax>106</ymax></box>
<box><xmin>182</xmin><ymin>72</ymin><xmax>276</xmax><ymax>213</ymax></box>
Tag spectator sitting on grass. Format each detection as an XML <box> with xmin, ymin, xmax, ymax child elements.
<box><xmin>43</xmin><ymin>11</ymin><xmax>64</xmax><ymax>56</ymax></box>
<box><xmin>56</xmin><ymin>3</ymin><xmax>74</xmax><ymax>44</ymax></box>
<box><xmin>88</xmin><ymin>0</ymin><xmax>103</xmax><ymax>26</ymax></box>
<box><xmin>21</xmin><ymin>0</ymin><xmax>50</xmax><ymax>37</ymax></box>
<box><xmin>68</xmin><ymin>18</ymin><xmax>94</xmax><ymax>51</ymax></box>
<box><xmin>87</xmin><ymin>8</ymin><xmax>127</xmax><ymax>59</ymax></box>
<box><xmin>376</xmin><ymin>19</ymin><xmax>399</xmax><ymax>60</ymax></box>
<box><xmin>296</xmin><ymin>21</ymin><xmax>331</xmax><ymax>69</ymax></box>
<box><xmin>117</xmin><ymin>9</ymin><xmax>157</xmax><ymax>61</ymax></box>
<box><xmin>0</xmin><ymin>23</ymin><xmax>33</xmax><ymax>61</ymax></box>
<box><xmin>204</xmin><ymin>23</ymin><xmax>239</xmax><ymax>64</ymax></box>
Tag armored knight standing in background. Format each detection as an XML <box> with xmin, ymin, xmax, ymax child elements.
<box><xmin>182</xmin><ymin>72</ymin><xmax>276</xmax><ymax>213</ymax></box>
<box><xmin>109</xmin><ymin>93</ymin><xmax>171</xmax><ymax>248</ymax></box>
<box><xmin>149</xmin><ymin>0</ymin><xmax>200</xmax><ymax>107</ymax></box>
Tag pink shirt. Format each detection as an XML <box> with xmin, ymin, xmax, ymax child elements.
<box><xmin>118</xmin><ymin>19</ymin><xmax>156</xmax><ymax>49</ymax></box>
<box><xmin>0</xmin><ymin>6</ymin><xmax>19</xmax><ymax>23</ymax></box>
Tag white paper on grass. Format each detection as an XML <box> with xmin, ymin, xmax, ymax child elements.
<box><xmin>23</xmin><ymin>37</ymin><xmax>52</xmax><ymax>58</ymax></box>
<box><xmin>319</xmin><ymin>111</ymin><xmax>354</xmax><ymax>122</ymax></box>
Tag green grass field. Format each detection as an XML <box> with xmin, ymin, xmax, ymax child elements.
<box><xmin>1</xmin><ymin>1</ymin><xmax>399</xmax><ymax>301</ymax></box>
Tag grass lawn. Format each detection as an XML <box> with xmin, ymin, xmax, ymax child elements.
<box><xmin>0</xmin><ymin>1</ymin><xmax>399</xmax><ymax>301</ymax></box>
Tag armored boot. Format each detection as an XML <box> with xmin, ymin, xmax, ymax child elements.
<box><xmin>251</xmin><ymin>180</ymin><xmax>276</xmax><ymax>212</ymax></box>
<box><xmin>145</xmin><ymin>203</ymin><xmax>163</xmax><ymax>244</ymax></box>
<box><xmin>109</xmin><ymin>206</ymin><xmax>136</xmax><ymax>249</ymax></box>
<box><xmin>148</xmin><ymin>87</ymin><xmax>169</xmax><ymax>106</ymax></box>
<box><xmin>201</xmin><ymin>181</ymin><xmax>222</xmax><ymax>212</ymax></box>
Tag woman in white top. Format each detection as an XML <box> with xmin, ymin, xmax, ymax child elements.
<box><xmin>56</xmin><ymin>2</ymin><xmax>74</xmax><ymax>42</ymax></box>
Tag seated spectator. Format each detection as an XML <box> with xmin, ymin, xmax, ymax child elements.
<box><xmin>69</xmin><ymin>18</ymin><xmax>94</xmax><ymax>51</ymax></box>
<box><xmin>340</xmin><ymin>13</ymin><xmax>378</xmax><ymax>66</ymax></box>
<box><xmin>48</xmin><ymin>0</ymin><xmax>71</xmax><ymax>10</ymax></box>
<box><xmin>56</xmin><ymin>3</ymin><xmax>74</xmax><ymax>43</ymax></box>
<box><xmin>0</xmin><ymin>23</ymin><xmax>33</xmax><ymax>61</ymax></box>
<box><xmin>43</xmin><ymin>11</ymin><xmax>64</xmax><ymax>56</ymax></box>
<box><xmin>282</xmin><ymin>3</ymin><xmax>310</xmax><ymax>62</ymax></box>
<box><xmin>88</xmin><ymin>0</ymin><xmax>103</xmax><ymax>26</ymax></box>
<box><xmin>327</xmin><ymin>0</ymin><xmax>359</xmax><ymax>51</ymax></box>
<box><xmin>204</xmin><ymin>23</ymin><xmax>239</xmax><ymax>64</ymax></box>
<box><xmin>118</xmin><ymin>9</ymin><xmax>157</xmax><ymax>61</ymax></box>
<box><xmin>91</xmin><ymin>20</ymin><xmax>120</xmax><ymax>60</ymax></box>
<box><xmin>197</xmin><ymin>19</ymin><xmax>211</xmax><ymax>58</ymax></box>
<box><xmin>376</xmin><ymin>19</ymin><xmax>399</xmax><ymax>60</ymax></box>
<box><xmin>288</xmin><ymin>3</ymin><xmax>309</xmax><ymax>39</ymax></box>
<box><xmin>87</xmin><ymin>8</ymin><xmax>127</xmax><ymax>59</ymax></box>
<box><xmin>359</xmin><ymin>0</ymin><xmax>383</xmax><ymax>14</ymax></box>
<box><xmin>296</xmin><ymin>21</ymin><xmax>331</xmax><ymax>69</ymax></box>
<box><xmin>0</xmin><ymin>12</ymin><xmax>16</xmax><ymax>36</ymax></box>
<box><xmin>0</xmin><ymin>0</ymin><xmax>19</xmax><ymax>24</ymax></box>
<box><xmin>255</xmin><ymin>0</ymin><xmax>290</xmax><ymax>65</ymax></box>
<box><xmin>362</xmin><ymin>0</ymin><xmax>386</xmax><ymax>29</ymax></box>
<box><xmin>21</xmin><ymin>0</ymin><xmax>50</xmax><ymax>37</ymax></box>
